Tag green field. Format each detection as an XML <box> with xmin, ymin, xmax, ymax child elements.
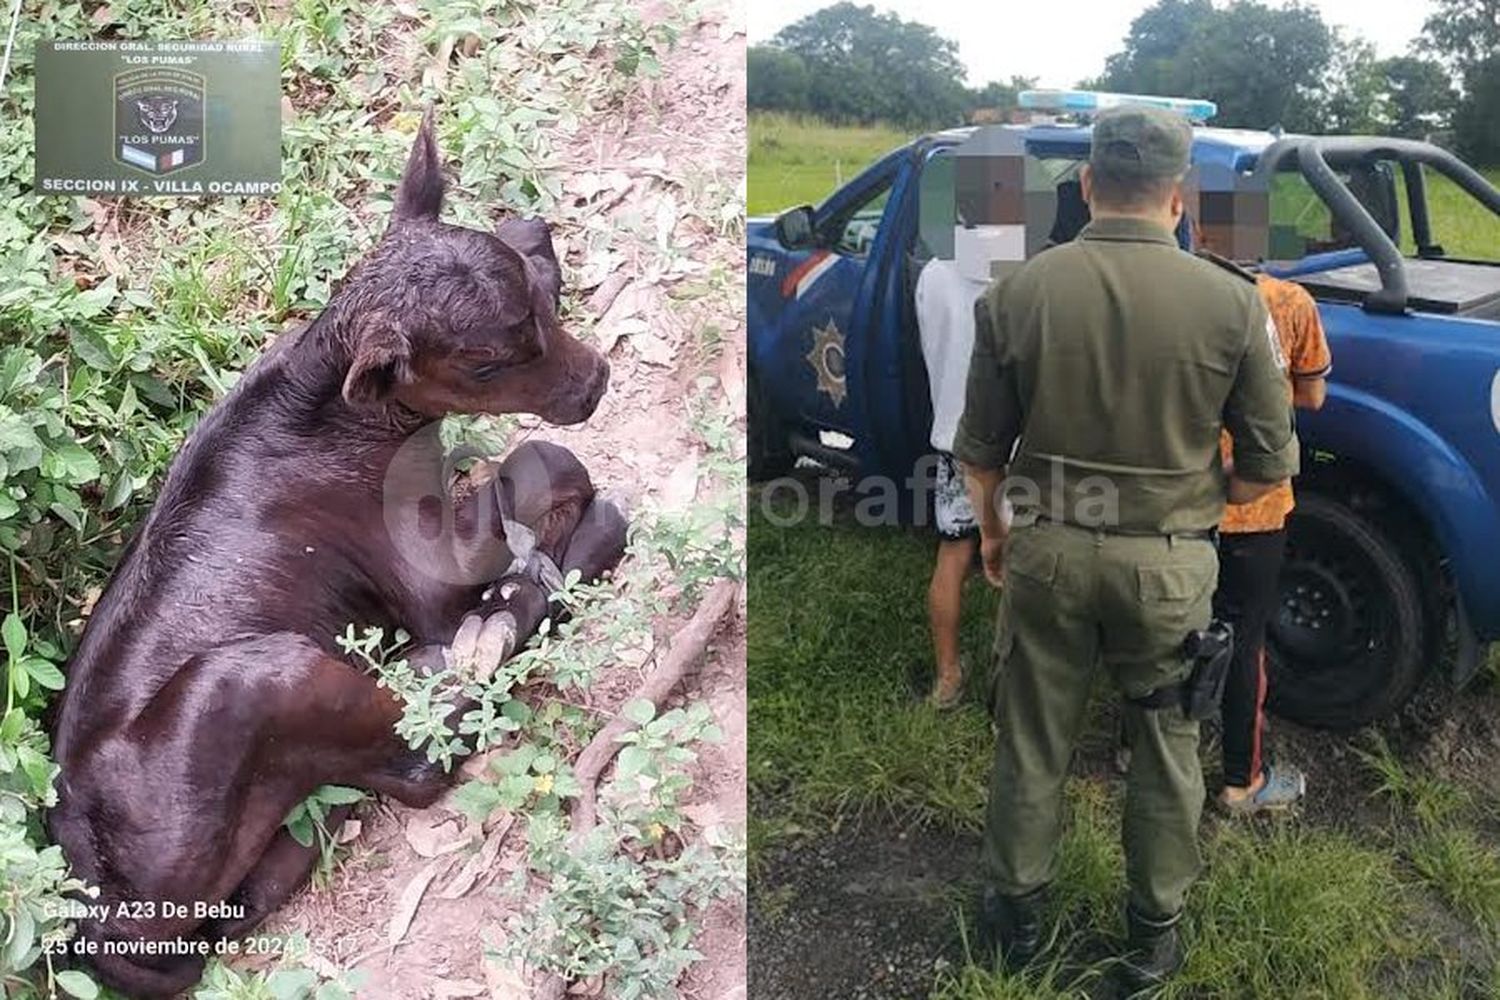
<box><xmin>749</xmin><ymin>498</ymin><xmax>1500</xmax><ymax>998</ymax></box>
<box><xmin>748</xmin><ymin>112</ymin><xmax>910</xmax><ymax>215</ymax></box>
<box><xmin>748</xmin><ymin>111</ymin><xmax>1500</xmax><ymax>258</ymax></box>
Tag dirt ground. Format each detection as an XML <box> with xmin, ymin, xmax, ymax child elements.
<box><xmin>245</xmin><ymin>6</ymin><xmax>748</xmax><ymax>997</ymax></box>
<box><xmin>748</xmin><ymin>678</ymin><xmax>1500</xmax><ymax>1000</ymax></box>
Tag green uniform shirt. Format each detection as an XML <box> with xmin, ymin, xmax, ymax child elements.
<box><xmin>953</xmin><ymin>215</ymin><xmax>1299</xmax><ymax>535</ymax></box>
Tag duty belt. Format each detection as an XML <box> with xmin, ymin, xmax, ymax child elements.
<box><xmin>1029</xmin><ymin>515</ymin><xmax>1218</xmax><ymax>544</ymax></box>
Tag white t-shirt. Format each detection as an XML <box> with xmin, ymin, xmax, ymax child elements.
<box><xmin>915</xmin><ymin>258</ymin><xmax>990</xmax><ymax>453</ymax></box>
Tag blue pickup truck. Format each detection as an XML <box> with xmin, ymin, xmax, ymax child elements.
<box><xmin>748</xmin><ymin>96</ymin><xmax>1500</xmax><ymax>729</ymax></box>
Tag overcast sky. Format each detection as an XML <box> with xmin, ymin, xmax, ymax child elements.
<box><xmin>747</xmin><ymin>0</ymin><xmax>1436</xmax><ymax>90</ymax></box>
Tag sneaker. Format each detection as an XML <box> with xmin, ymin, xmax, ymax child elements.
<box><xmin>1217</xmin><ymin>764</ymin><xmax>1306</xmax><ymax>815</ymax></box>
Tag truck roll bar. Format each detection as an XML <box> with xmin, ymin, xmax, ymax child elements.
<box><xmin>1251</xmin><ymin>136</ymin><xmax>1500</xmax><ymax>315</ymax></box>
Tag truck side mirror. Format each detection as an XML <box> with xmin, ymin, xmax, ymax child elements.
<box><xmin>774</xmin><ymin>205</ymin><xmax>817</xmax><ymax>250</ymax></box>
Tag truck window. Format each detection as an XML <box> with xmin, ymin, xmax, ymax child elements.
<box><xmin>917</xmin><ymin>151</ymin><xmax>954</xmax><ymax>260</ymax></box>
<box><xmin>826</xmin><ymin>182</ymin><xmax>891</xmax><ymax>260</ymax></box>
<box><xmin>917</xmin><ymin>152</ymin><xmax>1086</xmax><ymax>263</ymax></box>
<box><xmin>1270</xmin><ymin>164</ymin><xmax>1400</xmax><ymax>259</ymax></box>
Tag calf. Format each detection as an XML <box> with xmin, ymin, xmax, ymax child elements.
<box><xmin>46</xmin><ymin>112</ymin><xmax>627</xmax><ymax>997</ymax></box>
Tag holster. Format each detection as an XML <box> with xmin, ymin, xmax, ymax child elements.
<box><xmin>1126</xmin><ymin>619</ymin><xmax>1235</xmax><ymax>720</ymax></box>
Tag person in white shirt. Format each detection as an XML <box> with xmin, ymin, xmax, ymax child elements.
<box><xmin>915</xmin><ymin>256</ymin><xmax>989</xmax><ymax>708</ymax></box>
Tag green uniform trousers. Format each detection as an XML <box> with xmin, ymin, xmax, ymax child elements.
<box><xmin>983</xmin><ymin>519</ymin><xmax>1217</xmax><ymax>919</ymax></box>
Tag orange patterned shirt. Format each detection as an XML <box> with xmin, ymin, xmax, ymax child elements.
<box><xmin>1220</xmin><ymin>276</ymin><xmax>1331</xmax><ymax>533</ymax></box>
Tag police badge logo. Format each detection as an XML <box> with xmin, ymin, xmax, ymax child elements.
<box><xmin>114</xmin><ymin>67</ymin><xmax>206</xmax><ymax>175</ymax></box>
<box><xmin>806</xmin><ymin>319</ymin><xmax>847</xmax><ymax>407</ymax></box>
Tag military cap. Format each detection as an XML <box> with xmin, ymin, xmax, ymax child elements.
<box><xmin>1090</xmin><ymin>105</ymin><xmax>1192</xmax><ymax>178</ymax></box>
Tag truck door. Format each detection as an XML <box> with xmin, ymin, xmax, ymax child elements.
<box><xmin>765</xmin><ymin>155</ymin><xmax>902</xmax><ymax>450</ymax></box>
<box><xmin>860</xmin><ymin>144</ymin><xmax>956</xmax><ymax>490</ymax></box>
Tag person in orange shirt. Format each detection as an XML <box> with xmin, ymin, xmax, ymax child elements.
<box><xmin>1211</xmin><ymin>269</ymin><xmax>1331</xmax><ymax>812</ymax></box>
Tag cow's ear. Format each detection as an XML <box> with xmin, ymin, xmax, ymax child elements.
<box><xmin>342</xmin><ymin>315</ymin><xmax>413</xmax><ymax>404</ymax></box>
<box><xmin>496</xmin><ymin>217</ymin><xmax>561</xmax><ymax>307</ymax></box>
<box><xmin>393</xmin><ymin>107</ymin><xmax>445</xmax><ymax>222</ymax></box>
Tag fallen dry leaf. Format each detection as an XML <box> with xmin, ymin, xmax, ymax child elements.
<box><xmin>403</xmin><ymin>812</ymin><xmax>472</xmax><ymax>858</ymax></box>
<box><xmin>422</xmin><ymin>33</ymin><xmax>459</xmax><ymax>92</ymax></box>
<box><xmin>630</xmin><ymin>331</ymin><xmax>674</xmax><ymax>367</ymax></box>
<box><xmin>631</xmin><ymin>152</ymin><xmax>669</xmax><ymax>176</ymax></box>
<box><xmin>386</xmin><ymin>857</ymin><xmax>448</xmax><ymax>948</ymax></box>
<box><xmin>661</xmin><ymin>454</ymin><xmax>700</xmax><ymax>511</ymax></box>
<box><xmin>457</xmin><ymin>747</ymin><xmax>502</xmax><ymax>782</ymax></box>
<box><xmin>301</xmin><ymin>948</ymin><xmax>346</xmax><ymax>981</ymax></box>
<box><xmin>569</xmin><ymin>172</ymin><xmax>605</xmax><ymax>202</ymax></box>
<box><xmin>718</xmin><ymin>341</ymin><xmax>745</xmax><ymax>414</ymax></box>
<box><xmin>616</xmin><ymin>634</ymin><xmax>655</xmax><ymax>670</ymax></box>
<box><xmin>595</xmin><ymin>282</ymin><xmax>649</xmax><ymax>353</ymax></box>
<box><xmin>336</xmin><ymin>819</ymin><xmax>362</xmax><ymax>844</ymax></box>
<box><xmin>654</xmin><ymin>193</ymin><xmax>679</xmax><ymax>249</ymax></box>
<box><xmin>682</xmin><ymin>800</ymin><xmax>724</xmax><ymax>830</ymax></box>
<box><xmin>482</xmin><ymin>957</ymin><xmax>532</xmax><ymax>1000</ymax></box>
<box><xmin>440</xmin><ymin>815</ymin><xmax>513</xmax><ymax>899</ymax></box>
<box><xmin>432</xmin><ymin>978</ymin><xmax>487</xmax><ymax>999</ymax></box>
<box><xmin>588</xmin><ymin>272</ymin><xmax>629</xmax><ymax>315</ymax></box>
<box><xmin>79</xmin><ymin>199</ymin><xmax>109</xmax><ymax>233</ymax></box>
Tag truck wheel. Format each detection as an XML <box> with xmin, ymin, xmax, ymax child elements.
<box><xmin>748</xmin><ymin>369</ymin><xmax>793</xmax><ymax>481</ymax></box>
<box><xmin>1267</xmin><ymin>493</ymin><xmax>1426</xmax><ymax>730</ymax></box>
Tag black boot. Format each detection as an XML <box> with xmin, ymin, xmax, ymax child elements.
<box><xmin>976</xmin><ymin>884</ymin><xmax>1046</xmax><ymax>972</ymax></box>
<box><xmin>1119</xmin><ymin>906</ymin><xmax>1185</xmax><ymax>993</ymax></box>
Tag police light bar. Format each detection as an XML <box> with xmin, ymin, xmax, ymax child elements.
<box><xmin>1019</xmin><ymin>89</ymin><xmax>1217</xmax><ymax>123</ymax></box>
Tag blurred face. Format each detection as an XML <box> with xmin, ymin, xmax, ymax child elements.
<box><xmin>340</xmin><ymin>118</ymin><xmax>609</xmax><ymax>426</ymax></box>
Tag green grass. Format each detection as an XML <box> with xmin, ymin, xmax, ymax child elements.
<box><xmin>748</xmin><ymin>113</ymin><xmax>1500</xmax><ymax>258</ymax></box>
<box><xmin>748</xmin><ymin>111</ymin><xmax>909</xmax><ymax>215</ymax></box>
<box><xmin>1409</xmin><ymin>826</ymin><xmax>1500</xmax><ymax>938</ymax></box>
<box><xmin>1403</xmin><ymin>167</ymin><xmax>1500</xmax><ymax>259</ymax></box>
<box><xmin>748</xmin><ymin>490</ymin><xmax>998</xmax><ymax>837</ymax></box>
<box><xmin>1355</xmin><ymin>731</ymin><xmax>1472</xmax><ymax>830</ymax></box>
<box><xmin>749</xmin><ymin>498</ymin><xmax>1500</xmax><ymax>998</ymax></box>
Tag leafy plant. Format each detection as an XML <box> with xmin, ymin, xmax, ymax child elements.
<box><xmin>191</xmin><ymin>945</ymin><xmax>364</xmax><ymax>1000</ymax></box>
<box><xmin>606</xmin><ymin>699</ymin><xmax>722</xmax><ymax>848</ymax></box>
<box><xmin>281</xmin><ymin>784</ymin><xmax>367</xmax><ymax>885</ymax></box>
<box><xmin>450</xmin><ymin>741</ymin><xmax>584</xmax><ymax>823</ymax></box>
<box><xmin>498</xmin><ymin>753</ymin><xmax>744</xmax><ymax>1000</ymax></box>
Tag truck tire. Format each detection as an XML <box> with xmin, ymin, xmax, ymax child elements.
<box><xmin>1267</xmin><ymin>493</ymin><xmax>1426</xmax><ymax>730</ymax></box>
<box><xmin>748</xmin><ymin>369</ymin><xmax>793</xmax><ymax>482</ymax></box>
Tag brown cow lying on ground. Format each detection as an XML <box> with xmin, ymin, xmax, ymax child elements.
<box><xmin>46</xmin><ymin>112</ymin><xmax>627</xmax><ymax>997</ymax></box>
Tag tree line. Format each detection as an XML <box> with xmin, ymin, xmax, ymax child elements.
<box><xmin>748</xmin><ymin>0</ymin><xmax>1500</xmax><ymax>164</ymax></box>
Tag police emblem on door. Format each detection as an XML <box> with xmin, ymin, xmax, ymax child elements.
<box><xmin>806</xmin><ymin>319</ymin><xmax>847</xmax><ymax>407</ymax></box>
<box><xmin>114</xmin><ymin>67</ymin><xmax>206</xmax><ymax>175</ymax></box>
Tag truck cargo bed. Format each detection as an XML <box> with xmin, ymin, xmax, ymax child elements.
<box><xmin>1297</xmin><ymin>258</ymin><xmax>1500</xmax><ymax>317</ymax></box>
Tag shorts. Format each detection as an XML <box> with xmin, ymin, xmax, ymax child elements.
<box><xmin>934</xmin><ymin>452</ymin><xmax>978</xmax><ymax>540</ymax></box>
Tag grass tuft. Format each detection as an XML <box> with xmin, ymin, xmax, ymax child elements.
<box><xmin>1408</xmin><ymin>825</ymin><xmax>1500</xmax><ymax>938</ymax></box>
<box><xmin>1353</xmin><ymin>731</ymin><xmax>1470</xmax><ymax>830</ymax></box>
<box><xmin>1169</xmin><ymin>824</ymin><xmax>1407</xmax><ymax>998</ymax></box>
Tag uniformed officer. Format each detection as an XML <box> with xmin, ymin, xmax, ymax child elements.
<box><xmin>953</xmin><ymin>105</ymin><xmax>1298</xmax><ymax>989</ymax></box>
